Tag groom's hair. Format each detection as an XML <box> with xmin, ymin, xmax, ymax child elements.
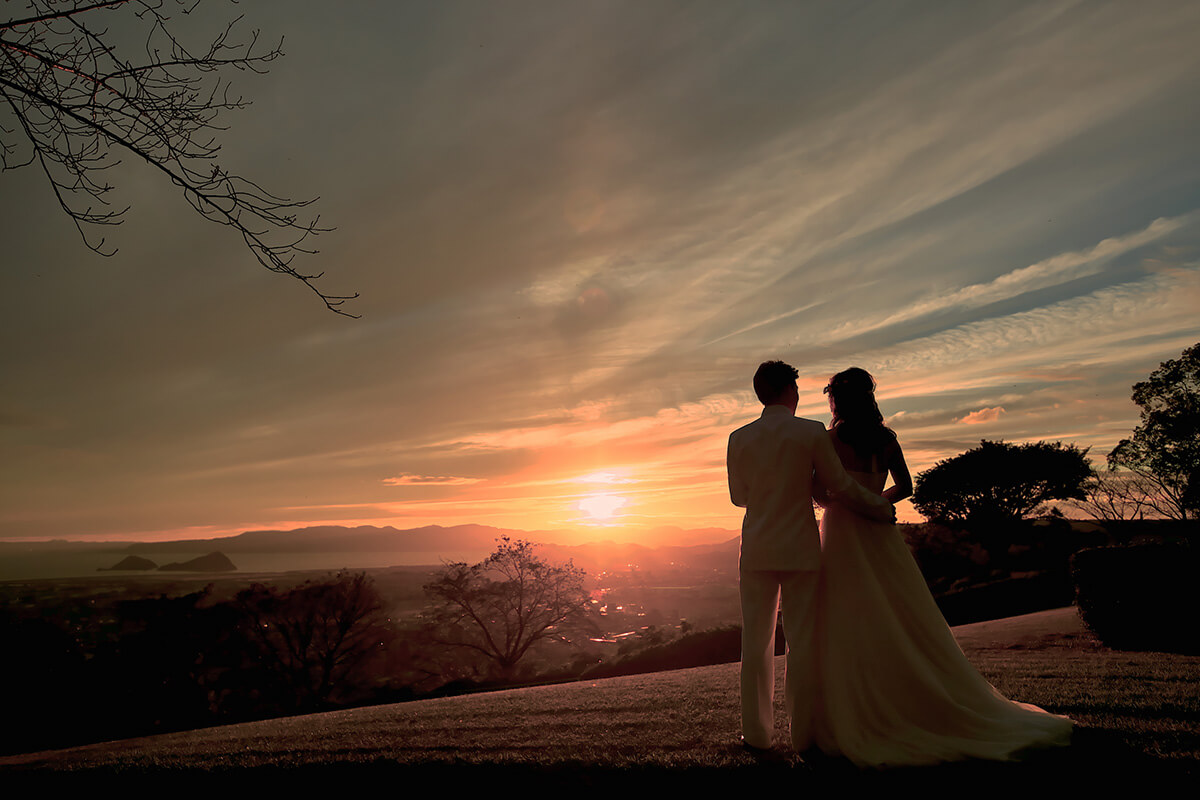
<box><xmin>753</xmin><ymin>360</ymin><xmax>799</xmax><ymax>405</ymax></box>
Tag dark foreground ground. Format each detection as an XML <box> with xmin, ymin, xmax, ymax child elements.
<box><xmin>3</xmin><ymin>607</ymin><xmax>1197</xmax><ymax>793</ymax></box>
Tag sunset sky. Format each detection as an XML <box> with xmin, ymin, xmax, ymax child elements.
<box><xmin>3</xmin><ymin>0</ymin><xmax>1199</xmax><ymax>543</ymax></box>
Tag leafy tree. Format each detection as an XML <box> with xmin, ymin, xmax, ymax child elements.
<box><xmin>423</xmin><ymin>537</ymin><xmax>596</xmax><ymax>680</ymax></box>
<box><xmin>236</xmin><ymin>571</ymin><xmax>390</xmax><ymax>711</ymax></box>
<box><xmin>1107</xmin><ymin>342</ymin><xmax>1200</xmax><ymax>521</ymax></box>
<box><xmin>913</xmin><ymin>440</ymin><xmax>1093</xmax><ymax>526</ymax></box>
<box><xmin>1</xmin><ymin>0</ymin><xmax>355</xmax><ymax>314</ymax></box>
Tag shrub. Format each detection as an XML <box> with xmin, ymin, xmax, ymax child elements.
<box><xmin>1071</xmin><ymin>543</ymin><xmax>1200</xmax><ymax>654</ymax></box>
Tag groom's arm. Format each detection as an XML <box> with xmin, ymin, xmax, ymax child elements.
<box><xmin>727</xmin><ymin>433</ymin><xmax>748</xmax><ymax>508</ymax></box>
<box><xmin>812</xmin><ymin>434</ymin><xmax>896</xmax><ymax>523</ymax></box>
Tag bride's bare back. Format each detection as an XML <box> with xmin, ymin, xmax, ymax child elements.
<box><xmin>828</xmin><ymin>424</ymin><xmax>912</xmax><ymax>504</ymax></box>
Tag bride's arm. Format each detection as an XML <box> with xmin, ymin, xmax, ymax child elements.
<box><xmin>881</xmin><ymin>437</ymin><xmax>913</xmax><ymax>504</ymax></box>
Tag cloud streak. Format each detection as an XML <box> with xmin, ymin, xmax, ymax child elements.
<box><xmin>382</xmin><ymin>474</ymin><xmax>484</xmax><ymax>487</ymax></box>
<box><xmin>829</xmin><ymin>212</ymin><xmax>1200</xmax><ymax>340</ymax></box>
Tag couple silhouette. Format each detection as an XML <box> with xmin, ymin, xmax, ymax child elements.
<box><xmin>727</xmin><ymin>361</ymin><xmax>1072</xmax><ymax>766</ymax></box>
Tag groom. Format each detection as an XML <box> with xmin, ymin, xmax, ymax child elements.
<box><xmin>727</xmin><ymin>360</ymin><xmax>895</xmax><ymax>751</ymax></box>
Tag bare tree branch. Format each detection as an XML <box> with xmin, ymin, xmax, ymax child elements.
<box><xmin>1106</xmin><ymin>343</ymin><xmax>1200</xmax><ymax>521</ymax></box>
<box><xmin>1</xmin><ymin>0</ymin><xmax>357</xmax><ymax>315</ymax></box>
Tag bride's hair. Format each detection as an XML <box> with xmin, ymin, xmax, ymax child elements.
<box><xmin>824</xmin><ymin>367</ymin><xmax>893</xmax><ymax>458</ymax></box>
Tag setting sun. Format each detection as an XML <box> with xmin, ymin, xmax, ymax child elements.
<box><xmin>578</xmin><ymin>493</ymin><xmax>627</xmax><ymax>522</ymax></box>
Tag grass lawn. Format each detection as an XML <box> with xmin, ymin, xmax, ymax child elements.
<box><xmin>2</xmin><ymin>608</ymin><xmax>1196</xmax><ymax>791</ymax></box>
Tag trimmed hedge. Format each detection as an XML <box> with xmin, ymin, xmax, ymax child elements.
<box><xmin>1071</xmin><ymin>543</ymin><xmax>1200</xmax><ymax>655</ymax></box>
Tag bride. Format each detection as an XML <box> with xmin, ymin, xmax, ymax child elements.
<box><xmin>813</xmin><ymin>367</ymin><xmax>1073</xmax><ymax>767</ymax></box>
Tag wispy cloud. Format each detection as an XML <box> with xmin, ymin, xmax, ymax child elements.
<box><xmin>870</xmin><ymin>268</ymin><xmax>1200</xmax><ymax>379</ymax></box>
<box><xmin>382</xmin><ymin>474</ymin><xmax>484</xmax><ymax>487</ymax></box>
<box><xmin>958</xmin><ymin>407</ymin><xmax>1006</xmax><ymax>425</ymax></box>
<box><xmin>830</xmin><ymin>212</ymin><xmax>1200</xmax><ymax>340</ymax></box>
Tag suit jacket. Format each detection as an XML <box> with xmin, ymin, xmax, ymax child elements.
<box><xmin>727</xmin><ymin>405</ymin><xmax>894</xmax><ymax>571</ymax></box>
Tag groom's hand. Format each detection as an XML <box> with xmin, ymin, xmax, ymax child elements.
<box><xmin>869</xmin><ymin>499</ymin><xmax>897</xmax><ymax>524</ymax></box>
<box><xmin>856</xmin><ymin>493</ymin><xmax>896</xmax><ymax>524</ymax></box>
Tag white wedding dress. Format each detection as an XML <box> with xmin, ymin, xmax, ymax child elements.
<box><xmin>813</xmin><ymin>468</ymin><xmax>1073</xmax><ymax>767</ymax></box>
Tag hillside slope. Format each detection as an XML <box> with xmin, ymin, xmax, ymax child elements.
<box><xmin>3</xmin><ymin>607</ymin><xmax>1196</xmax><ymax>789</ymax></box>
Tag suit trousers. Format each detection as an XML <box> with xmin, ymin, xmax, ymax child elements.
<box><xmin>739</xmin><ymin>568</ymin><xmax>819</xmax><ymax>749</ymax></box>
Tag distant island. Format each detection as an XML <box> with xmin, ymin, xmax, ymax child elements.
<box><xmin>98</xmin><ymin>555</ymin><xmax>157</xmax><ymax>572</ymax></box>
<box><xmin>99</xmin><ymin>551</ymin><xmax>237</xmax><ymax>573</ymax></box>
<box><xmin>158</xmin><ymin>551</ymin><xmax>237</xmax><ymax>572</ymax></box>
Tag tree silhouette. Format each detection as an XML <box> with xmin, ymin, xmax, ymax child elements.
<box><xmin>1107</xmin><ymin>342</ymin><xmax>1200</xmax><ymax>521</ymax></box>
<box><xmin>1</xmin><ymin>0</ymin><xmax>356</xmax><ymax>314</ymax></box>
<box><xmin>913</xmin><ymin>440</ymin><xmax>1093</xmax><ymax>525</ymax></box>
<box><xmin>423</xmin><ymin>537</ymin><xmax>596</xmax><ymax>680</ymax></box>
<box><xmin>236</xmin><ymin>571</ymin><xmax>389</xmax><ymax>711</ymax></box>
<box><xmin>98</xmin><ymin>585</ymin><xmax>242</xmax><ymax>734</ymax></box>
<box><xmin>913</xmin><ymin>440</ymin><xmax>1094</xmax><ymax>565</ymax></box>
<box><xmin>1072</xmin><ymin>469</ymin><xmax>1162</xmax><ymax>522</ymax></box>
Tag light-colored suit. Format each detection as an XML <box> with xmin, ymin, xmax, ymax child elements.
<box><xmin>727</xmin><ymin>404</ymin><xmax>894</xmax><ymax>749</ymax></box>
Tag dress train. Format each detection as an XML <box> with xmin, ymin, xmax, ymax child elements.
<box><xmin>814</xmin><ymin>472</ymin><xmax>1072</xmax><ymax>767</ymax></box>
